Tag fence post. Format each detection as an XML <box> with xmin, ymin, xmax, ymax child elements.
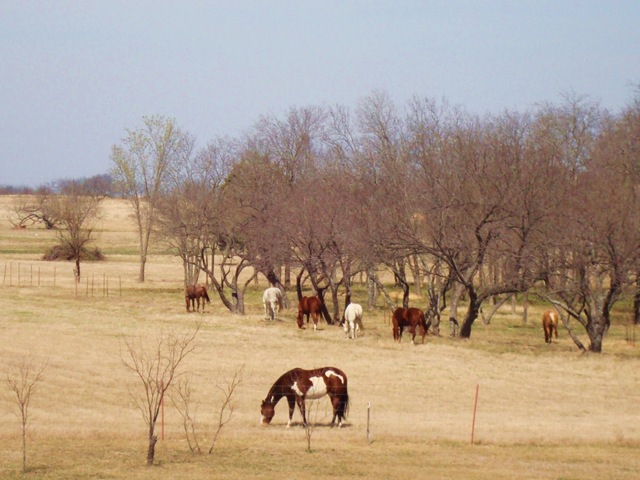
<box><xmin>471</xmin><ymin>384</ymin><xmax>480</xmax><ymax>445</ymax></box>
<box><xmin>367</xmin><ymin>401</ymin><xmax>372</xmax><ymax>444</ymax></box>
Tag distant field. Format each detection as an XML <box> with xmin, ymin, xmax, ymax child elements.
<box><xmin>1</xmin><ymin>195</ymin><xmax>639</xmax><ymax>480</ymax></box>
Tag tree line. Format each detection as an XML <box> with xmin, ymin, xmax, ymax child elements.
<box><xmin>8</xmin><ymin>89</ymin><xmax>640</xmax><ymax>353</ymax></box>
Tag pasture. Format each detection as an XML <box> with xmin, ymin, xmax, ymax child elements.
<box><xmin>1</xmin><ymin>196</ymin><xmax>639</xmax><ymax>479</ymax></box>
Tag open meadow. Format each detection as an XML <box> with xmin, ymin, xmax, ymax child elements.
<box><xmin>1</xmin><ymin>196</ymin><xmax>640</xmax><ymax>479</ymax></box>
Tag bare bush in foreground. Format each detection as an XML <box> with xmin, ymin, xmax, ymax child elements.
<box><xmin>121</xmin><ymin>324</ymin><xmax>200</xmax><ymax>466</ymax></box>
<box><xmin>6</xmin><ymin>357</ymin><xmax>47</xmax><ymax>473</ymax></box>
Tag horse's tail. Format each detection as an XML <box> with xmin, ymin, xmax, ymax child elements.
<box><xmin>203</xmin><ymin>288</ymin><xmax>211</xmax><ymax>304</ymax></box>
<box><xmin>421</xmin><ymin>311</ymin><xmax>431</xmax><ymax>333</ymax></box>
<box><xmin>340</xmin><ymin>388</ymin><xmax>350</xmax><ymax>421</ymax></box>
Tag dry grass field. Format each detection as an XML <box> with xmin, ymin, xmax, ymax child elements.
<box><xmin>1</xmin><ymin>195</ymin><xmax>639</xmax><ymax>479</ymax></box>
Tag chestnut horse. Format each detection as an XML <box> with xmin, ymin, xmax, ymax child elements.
<box><xmin>185</xmin><ymin>284</ymin><xmax>210</xmax><ymax>312</ymax></box>
<box><xmin>297</xmin><ymin>296</ymin><xmax>323</xmax><ymax>330</ymax></box>
<box><xmin>542</xmin><ymin>310</ymin><xmax>559</xmax><ymax>343</ymax></box>
<box><xmin>392</xmin><ymin>307</ymin><xmax>429</xmax><ymax>344</ymax></box>
<box><xmin>260</xmin><ymin>366</ymin><xmax>349</xmax><ymax>428</ymax></box>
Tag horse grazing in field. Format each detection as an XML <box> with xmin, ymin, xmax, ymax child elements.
<box><xmin>260</xmin><ymin>366</ymin><xmax>349</xmax><ymax>428</ymax></box>
<box><xmin>392</xmin><ymin>307</ymin><xmax>429</xmax><ymax>344</ymax></box>
<box><xmin>297</xmin><ymin>295</ymin><xmax>324</xmax><ymax>330</ymax></box>
<box><xmin>185</xmin><ymin>284</ymin><xmax>210</xmax><ymax>312</ymax></box>
<box><xmin>342</xmin><ymin>303</ymin><xmax>364</xmax><ymax>339</ymax></box>
<box><xmin>262</xmin><ymin>286</ymin><xmax>284</xmax><ymax>321</ymax></box>
<box><xmin>542</xmin><ymin>310</ymin><xmax>559</xmax><ymax>343</ymax></box>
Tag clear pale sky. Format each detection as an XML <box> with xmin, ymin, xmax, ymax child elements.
<box><xmin>1</xmin><ymin>1</ymin><xmax>639</xmax><ymax>187</ymax></box>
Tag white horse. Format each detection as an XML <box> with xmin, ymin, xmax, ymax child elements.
<box><xmin>343</xmin><ymin>303</ymin><xmax>364</xmax><ymax>339</ymax></box>
<box><xmin>263</xmin><ymin>286</ymin><xmax>283</xmax><ymax>321</ymax></box>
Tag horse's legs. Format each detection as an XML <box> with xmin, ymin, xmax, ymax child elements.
<box><xmin>544</xmin><ymin>326</ymin><xmax>550</xmax><ymax>343</ymax></box>
<box><xmin>296</xmin><ymin>396</ymin><xmax>307</xmax><ymax>426</ymax></box>
<box><xmin>286</xmin><ymin>396</ymin><xmax>296</xmax><ymax>428</ymax></box>
<box><xmin>312</xmin><ymin>313</ymin><xmax>318</xmax><ymax>331</ymax></box>
<box><xmin>330</xmin><ymin>394</ymin><xmax>342</xmax><ymax>427</ymax></box>
<box><xmin>185</xmin><ymin>296</ymin><xmax>190</xmax><ymax>312</ymax></box>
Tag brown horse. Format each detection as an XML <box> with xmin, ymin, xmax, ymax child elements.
<box><xmin>392</xmin><ymin>307</ymin><xmax>429</xmax><ymax>344</ymax></box>
<box><xmin>260</xmin><ymin>366</ymin><xmax>349</xmax><ymax>428</ymax></box>
<box><xmin>297</xmin><ymin>296</ymin><xmax>323</xmax><ymax>330</ymax></box>
<box><xmin>542</xmin><ymin>310</ymin><xmax>559</xmax><ymax>343</ymax></box>
<box><xmin>185</xmin><ymin>284</ymin><xmax>210</xmax><ymax>312</ymax></box>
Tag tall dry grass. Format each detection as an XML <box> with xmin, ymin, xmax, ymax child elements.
<box><xmin>1</xmin><ymin>196</ymin><xmax>639</xmax><ymax>479</ymax></box>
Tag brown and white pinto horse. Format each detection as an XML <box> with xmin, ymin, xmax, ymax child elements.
<box><xmin>542</xmin><ymin>310</ymin><xmax>559</xmax><ymax>343</ymax></box>
<box><xmin>260</xmin><ymin>367</ymin><xmax>349</xmax><ymax>428</ymax></box>
<box><xmin>185</xmin><ymin>284</ymin><xmax>210</xmax><ymax>312</ymax></box>
<box><xmin>297</xmin><ymin>296</ymin><xmax>323</xmax><ymax>330</ymax></box>
<box><xmin>392</xmin><ymin>307</ymin><xmax>429</xmax><ymax>344</ymax></box>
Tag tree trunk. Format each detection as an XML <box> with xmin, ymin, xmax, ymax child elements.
<box><xmin>146</xmin><ymin>433</ymin><xmax>157</xmax><ymax>466</ymax></box>
<box><xmin>459</xmin><ymin>290</ymin><xmax>481</xmax><ymax>338</ymax></box>
<box><xmin>449</xmin><ymin>282</ymin><xmax>464</xmax><ymax>324</ymax></box>
<box><xmin>409</xmin><ymin>255</ymin><xmax>422</xmax><ymax>296</ymax></box>
<box><xmin>74</xmin><ymin>256</ymin><xmax>81</xmax><ymax>283</ymax></box>
<box><xmin>367</xmin><ymin>269</ymin><xmax>377</xmax><ymax>309</ymax></box>
<box><xmin>587</xmin><ymin>315</ymin><xmax>608</xmax><ymax>353</ymax></box>
<box><xmin>139</xmin><ymin>254</ymin><xmax>147</xmax><ymax>282</ymax></box>
<box><xmin>284</xmin><ymin>263</ymin><xmax>291</xmax><ymax>290</ymax></box>
<box><xmin>634</xmin><ymin>274</ymin><xmax>640</xmax><ymax>325</ymax></box>
<box><xmin>21</xmin><ymin>418</ymin><xmax>27</xmax><ymax>473</ymax></box>
<box><xmin>558</xmin><ymin>311</ymin><xmax>587</xmax><ymax>352</ymax></box>
<box><xmin>317</xmin><ymin>288</ymin><xmax>333</xmax><ymax>325</ymax></box>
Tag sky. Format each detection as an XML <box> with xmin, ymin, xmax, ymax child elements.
<box><xmin>1</xmin><ymin>0</ymin><xmax>639</xmax><ymax>188</ymax></box>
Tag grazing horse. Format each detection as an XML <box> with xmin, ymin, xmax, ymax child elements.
<box><xmin>542</xmin><ymin>310</ymin><xmax>559</xmax><ymax>344</ymax></box>
<box><xmin>260</xmin><ymin>366</ymin><xmax>349</xmax><ymax>428</ymax></box>
<box><xmin>262</xmin><ymin>286</ymin><xmax>284</xmax><ymax>321</ymax></box>
<box><xmin>297</xmin><ymin>296</ymin><xmax>323</xmax><ymax>330</ymax></box>
<box><xmin>392</xmin><ymin>307</ymin><xmax>429</xmax><ymax>344</ymax></box>
<box><xmin>343</xmin><ymin>303</ymin><xmax>364</xmax><ymax>339</ymax></box>
<box><xmin>185</xmin><ymin>284</ymin><xmax>210</xmax><ymax>312</ymax></box>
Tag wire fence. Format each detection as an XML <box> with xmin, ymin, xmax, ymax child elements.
<box><xmin>1</xmin><ymin>261</ymin><xmax>123</xmax><ymax>298</ymax></box>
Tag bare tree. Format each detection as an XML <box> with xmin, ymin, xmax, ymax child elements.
<box><xmin>208</xmin><ymin>366</ymin><xmax>243</xmax><ymax>454</ymax></box>
<box><xmin>110</xmin><ymin>115</ymin><xmax>194</xmax><ymax>282</ymax></box>
<box><xmin>158</xmin><ymin>138</ymin><xmax>237</xmax><ymax>287</ymax></box>
<box><xmin>9</xmin><ymin>187</ymin><xmax>59</xmax><ymax>230</ymax></box>
<box><xmin>43</xmin><ymin>181</ymin><xmax>103</xmax><ymax>282</ymax></box>
<box><xmin>171</xmin><ymin>366</ymin><xmax>244</xmax><ymax>455</ymax></box>
<box><xmin>121</xmin><ymin>324</ymin><xmax>200</xmax><ymax>466</ymax></box>
<box><xmin>541</xmin><ymin>97</ymin><xmax>640</xmax><ymax>352</ymax></box>
<box><xmin>6</xmin><ymin>357</ymin><xmax>47</xmax><ymax>473</ymax></box>
<box><xmin>171</xmin><ymin>377</ymin><xmax>202</xmax><ymax>454</ymax></box>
